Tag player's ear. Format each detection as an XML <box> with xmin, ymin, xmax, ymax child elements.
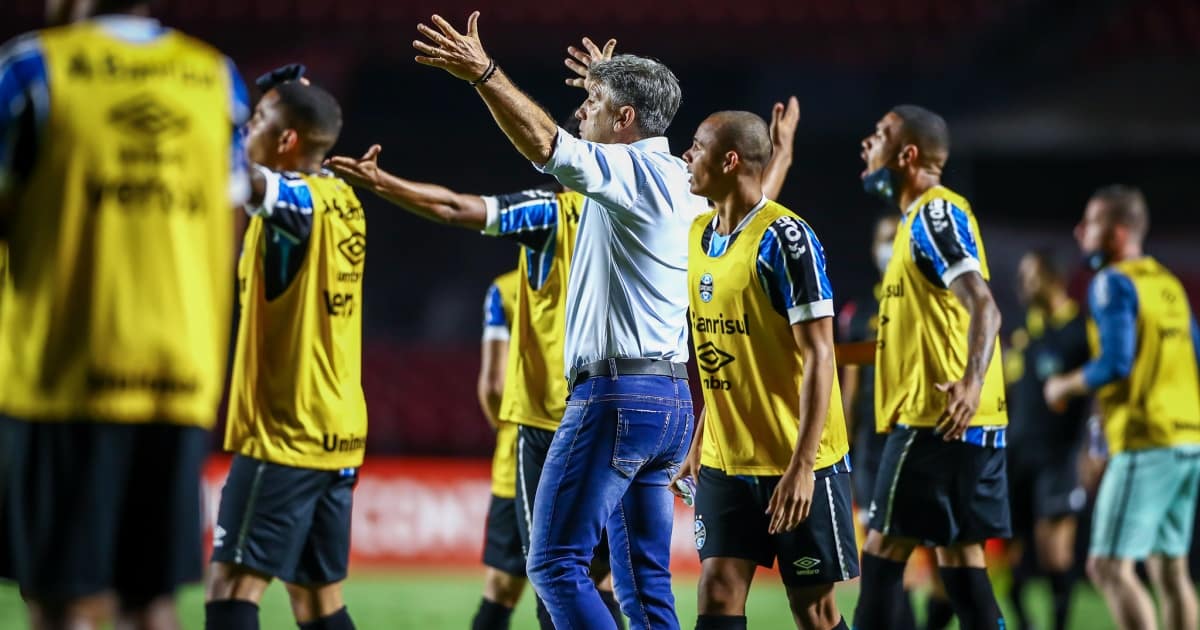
<box><xmin>614</xmin><ymin>105</ymin><xmax>636</xmax><ymax>133</ymax></box>
<box><xmin>722</xmin><ymin>150</ymin><xmax>739</xmax><ymax>174</ymax></box>
<box><xmin>897</xmin><ymin>143</ymin><xmax>918</xmax><ymax>168</ymax></box>
<box><xmin>277</xmin><ymin>129</ymin><xmax>299</xmax><ymax>155</ymax></box>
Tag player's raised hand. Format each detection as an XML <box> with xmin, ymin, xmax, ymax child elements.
<box><xmin>766</xmin><ymin>463</ymin><xmax>814</xmax><ymax>534</ymax></box>
<box><xmin>564</xmin><ymin>37</ymin><xmax>617</xmax><ymax>88</ymax></box>
<box><xmin>769</xmin><ymin>96</ymin><xmax>801</xmax><ymax>150</ymax></box>
<box><xmin>414</xmin><ymin>12</ymin><xmax>492</xmax><ymax>83</ymax></box>
<box><xmin>934</xmin><ymin>377</ymin><xmax>983</xmax><ymax>441</ymax></box>
<box><xmin>325</xmin><ymin>145</ymin><xmax>383</xmax><ymax>190</ymax></box>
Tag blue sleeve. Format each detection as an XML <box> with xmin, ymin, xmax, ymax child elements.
<box><xmin>225</xmin><ymin>56</ymin><xmax>251</xmax><ymax>205</ymax></box>
<box><xmin>484</xmin><ymin>189</ymin><xmax>560</xmax><ymax>252</ymax></box>
<box><xmin>909</xmin><ymin>198</ymin><xmax>982</xmax><ymax>288</ymax></box>
<box><xmin>1192</xmin><ymin>316</ymin><xmax>1200</xmax><ymax>374</ymax></box>
<box><xmin>482</xmin><ymin>283</ymin><xmax>510</xmax><ymax>341</ymax></box>
<box><xmin>0</xmin><ymin>34</ymin><xmax>48</xmax><ymax>196</ymax></box>
<box><xmin>756</xmin><ymin>215</ymin><xmax>834</xmax><ymax>324</ymax></box>
<box><xmin>246</xmin><ymin>168</ymin><xmax>315</xmax><ymax>242</ymax></box>
<box><xmin>1082</xmin><ymin>270</ymin><xmax>1138</xmax><ymax>390</ymax></box>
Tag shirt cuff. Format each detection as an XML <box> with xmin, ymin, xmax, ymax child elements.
<box><xmin>941</xmin><ymin>257</ymin><xmax>982</xmax><ymax>287</ymax></box>
<box><xmin>532</xmin><ymin>126</ymin><xmax>571</xmax><ymax>175</ymax></box>
<box><xmin>481</xmin><ymin>195</ymin><xmax>502</xmax><ymax>235</ymax></box>
<box><xmin>482</xmin><ymin>325</ymin><xmax>510</xmax><ymax>342</ymax></box>
<box><xmin>243</xmin><ymin>165</ymin><xmax>279</xmax><ymax>217</ymax></box>
<box><xmin>788</xmin><ymin>299</ymin><xmax>835</xmax><ymax>325</ymax></box>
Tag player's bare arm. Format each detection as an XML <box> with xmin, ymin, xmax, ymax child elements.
<box><xmin>477</xmin><ymin>337</ymin><xmax>508</xmax><ymax>429</ymax></box>
<box><xmin>563</xmin><ymin>36</ymin><xmax>617</xmax><ymax>89</ymax></box>
<box><xmin>414</xmin><ymin>12</ymin><xmax>558</xmax><ymax>166</ymax></box>
<box><xmin>936</xmin><ymin>271</ymin><xmax>1002</xmax><ymax>441</ymax></box>
<box><xmin>669</xmin><ymin>407</ymin><xmax>706</xmax><ymax>500</ymax></box>
<box><xmin>767</xmin><ymin>316</ymin><xmax>836</xmax><ymax>534</ymax></box>
<box><xmin>761</xmin><ymin>96</ymin><xmax>800</xmax><ymax>201</ymax></box>
<box><xmin>326</xmin><ymin>145</ymin><xmax>488</xmax><ymax>229</ymax></box>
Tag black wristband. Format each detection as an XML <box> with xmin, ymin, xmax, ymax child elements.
<box><xmin>470</xmin><ymin>59</ymin><xmax>498</xmax><ymax>87</ymax></box>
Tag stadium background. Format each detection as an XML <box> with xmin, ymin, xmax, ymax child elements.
<box><xmin>4</xmin><ymin>0</ymin><xmax>1199</xmax><ymax>627</ymax></box>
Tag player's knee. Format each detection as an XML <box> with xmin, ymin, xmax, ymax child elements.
<box><xmin>785</xmin><ymin>584</ymin><xmax>838</xmax><ymax>628</ymax></box>
<box><xmin>285</xmin><ymin>581</ymin><xmax>344</xmax><ymax>623</ymax></box>
<box><xmin>1087</xmin><ymin>556</ymin><xmax>1130</xmax><ymax>588</ymax></box>
<box><xmin>484</xmin><ymin>569</ymin><xmax>526</xmax><ymax>608</ymax></box>
<box><xmin>697</xmin><ymin>567</ymin><xmax>750</xmax><ymax>614</ymax></box>
<box><xmin>206</xmin><ymin>562</ymin><xmax>271</xmax><ymax>603</ymax></box>
<box><xmin>864</xmin><ymin>530</ymin><xmax>915</xmax><ymax>562</ymax></box>
<box><xmin>934</xmin><ymin>542</ymin><xmax>986</xmax><ymax>568</ymax></box>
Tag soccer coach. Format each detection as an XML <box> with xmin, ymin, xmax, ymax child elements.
<box><xmin>415</xmin><ymin>12</ymin><xmax>705</xmax><ymax>630</ymax></box>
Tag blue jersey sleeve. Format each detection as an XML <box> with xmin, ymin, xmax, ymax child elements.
<box><xmin>756</xmin><ymin>215</ymin><xmax>834</xmax><ymax>324</ymax></box>
<box><xmin>482</xmin><ymin>283</ymin><xmax>510</xmax><ymax>341</ymax></box>
<box><xmin>1082</xmin><ymin>270</ymin><xmax>1138</xmax><ymax>390</ymax></box>
<box><xmin>1192</xmin><ymin>315</ymin><xmax>1200</xmax><ymax>376</ymax></box>
<box><xmin>910</xmin><ymin>198</ymin><xmax>982</xmax><ymax>288</ymax></box>
<box><xmin>246</xmin><ymin>167</ymin><xmax>315</xmax><ymax>242</ymax></box>
<box><xmin>0</xmin><ymin>33</ymin><xmax>48</xmax><ymax>197</ymax></box>
<box><xmin>482</xmin><ymin>189</ymin><xmax>559</xmax><ymax>252</ymax></box>
<box><xmin>225</xmin><ymin>56</ymin><xmax>251</xmax><ymax>206</ymax></box>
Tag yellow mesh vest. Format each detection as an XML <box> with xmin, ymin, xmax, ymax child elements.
<box><xmin>874</xmin><ymin>186</ymin><xmax>1007</xmax><ymax>431</ymax></box>
<box><xmin>489</xmin><ymin>269</ymin><xmax>521</xmax><ymax>498</ymax></box>
<box><xmin>498</xmin><ymin>191</ymin><xmax>583</xmax><ymax>431</ymax></box>
<box><xmin>0</xmin><ymin>24</ymin><xmax>235</xmax><ymax>426</ymax></box>
<box><xmin>689</xmin><ymin>203</ymin><xmax>849</xmax><ymax>475</ymax></box>
<box><xmin>225</xmin><ymin>173</ymin><xmax>368</xmax><ymax>469</ymax></box>
<box><xmin>1091</xmin><ymin>258</ymin><xmax>1200</xmax><ymax>454</ymax></box>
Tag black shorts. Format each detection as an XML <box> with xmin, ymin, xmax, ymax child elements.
<box><xmin>867</xmin><ymin>426</ymin><xmax>1011</xmax><ymax>546</ymax></box>
<box><xmin>852</xmin><ymin>429</ymin><xmax>889</xmax><ymax>512</ymax></box>
<box><xmin>483</xmin><ymin>495</ymin><xmax>526</xmax><ymax>576</ymax></box>
<box><xmin>694</xmin><ymin>465</ymin><xmax>860</xmax><ymax>587</ymax></box>
<box><xmin>211</xmin><ymin>454</ymin><xmax>356</xmax><ymax>585</ymax></box>
<box><xmin>0</xmin><ymin>416</ymin><xmax>208</xmax><ymax>605</ymax></box>
<box><xmin>1008</xmin><ymin>453</ymin><xmax>1087</xmax><ymax>536</ymax></box>
<box><xmin>515</xmin><ymin>424</ymin><xmax>611</xmax><ymax>578</ymax></box>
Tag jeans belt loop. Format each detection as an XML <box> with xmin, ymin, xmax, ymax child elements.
<box><xmin>608</xmin><ymin>357</ymin><xmax>619</xmax><ymax>382</ymax></box>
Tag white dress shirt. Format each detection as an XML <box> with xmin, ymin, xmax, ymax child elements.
<box><xmin>487</xmin><ymin>127</ymin><xmax>707</xmax><ymax>377</ymax></box>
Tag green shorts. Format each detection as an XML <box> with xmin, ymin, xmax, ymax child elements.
<box><xmin>1091</xmin><ymin>445</ymin><xmax>1200</xmax><ymax>559</ymax></box>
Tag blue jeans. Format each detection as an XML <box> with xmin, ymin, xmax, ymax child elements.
<box><xmin>526</xmin><ymin>374</ymin><xmax>694</xmax><ymax>630</ymax></box>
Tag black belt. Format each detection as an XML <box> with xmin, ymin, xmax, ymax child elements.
<box><xmin>568</xmin><ymin>358</ymin><xmax>689</xmax><ymax>389</ymax></box>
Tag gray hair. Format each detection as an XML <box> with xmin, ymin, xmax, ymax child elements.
<box><xmin>588</xmin><ymin>54</ymin><xmax>682</xmax><ymax>137</ymax></box>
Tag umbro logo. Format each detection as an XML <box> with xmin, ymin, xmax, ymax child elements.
<box><xmin>337</xmin><ymin>233</ymin><xmax>366</xmax><ymax>266</ymax></box>
<box><xmin>793</xmin><ymin>557</ymin><xmax>821</xmax><ymax>575</ymax></box>
<box><xmin>108</xmin><ymin>94</ymin><xmax>190</xmax><ymax>140</ymax></box>
<box><xmin>696</xmin><ymin>341</ymin><xmax>735</xmax><ymax>374</ymax></box>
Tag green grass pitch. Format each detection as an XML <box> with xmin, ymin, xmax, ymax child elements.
<box><xmin>0</xmin><ymin>569</ymin><xmax>1121</xmax><ymax>629</ymax></box>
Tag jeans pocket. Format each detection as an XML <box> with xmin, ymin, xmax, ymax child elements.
<box><xmin>612</xmin><ymin>408</ymin><xmax>670</xmax><ymax>478</ymax></box>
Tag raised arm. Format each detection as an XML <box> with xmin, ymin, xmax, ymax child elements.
<box><xmin>414</xmin><ymin>13</ymin><xmax>558</xmax><ymax>165</ymax></box>
<box><xmin>762</xmin><ymin>96</ymin><xmax>799</xmax><ymax>201</ymax></box>
<box><xmin>326</xmin><ymin>145</ymin><xmax>487</xmax><ymax>229</ymax></box>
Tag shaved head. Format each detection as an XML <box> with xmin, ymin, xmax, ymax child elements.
<box><xmin>890</xmin><ymin>105</ymin><xmax>950</xmax><ymax>169</ymax></box>
<box><xmin>1090</xmin><ymin>184</ymin><xmax>1149</xmax><ymax>238</ymax></box>
<box><xmin>705</xmin><ymin>111</ymin><xmax>772</xmax><ymax>170</ymax></box>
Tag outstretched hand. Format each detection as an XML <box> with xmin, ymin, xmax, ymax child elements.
<box><xmin>770</xmin><ymin>96</ymin><xmax>800</xmax><ymax>150</ymax></box>
<box><xmin>325</xmin><ymin>145</ymin><xmax>383</xmax><ymax>190</ymax></box>
<box><xmin>413</xmin><ymin>12</ymin><xmax>492</xmax><ymax>82</ymax></box>
<box><xmin>564</xmin><ymin>36</ymin><xmax>617</xmax><ymax>88</ymax></box>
